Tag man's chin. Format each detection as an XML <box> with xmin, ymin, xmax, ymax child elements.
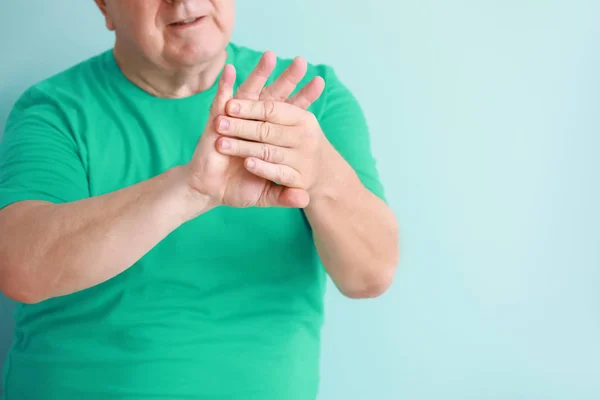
<box><xmin>165</xmin><ymin>43</ymin><xmax>225</xmax><ymax>69</ymax></box>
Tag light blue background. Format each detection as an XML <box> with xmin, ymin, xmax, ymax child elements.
<box><xmin>1</xmin><ymin>1</ymin><xmax>599</xmax><ymax>399</ymax></box>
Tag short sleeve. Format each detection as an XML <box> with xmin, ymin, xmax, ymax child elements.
<box><xmin>315</xmin><ymin>67</ymin><xmax>386</xmax><ymax>201</ymax></box>
<box><xmin>0</xmin><ymin>87</ymin><xmax>90</xmax><ymax>211</ymax></box>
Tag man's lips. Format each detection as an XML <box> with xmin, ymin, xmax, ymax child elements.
<box><xmin>169</xmin><ymin>16</ymin><xmax>204</xmax><ymax>27</ymax></box>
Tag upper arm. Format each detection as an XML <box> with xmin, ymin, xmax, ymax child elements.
<box><xmin>0</xmin><ymin>87</ymin><xmax>90</xmax><ymax>213</ymax></box>
<box><xmin>315</xmin><ymin>67</ymin><xmax>386</xmax><ymax>201</ymax></box>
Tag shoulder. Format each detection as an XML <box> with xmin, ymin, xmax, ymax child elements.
<box><xmin>228</xmin><ymin>42</ymin><xmax>357</xmax><ymax>119</ymax></box>
<box><xmin>5</xmin><ymin>51</ymin><xmax>110</xmax><ymax>135</ymax></box>
<box><xmin>20</xmin><ymin>51</ymin><xmax>109</xmax><ymax>99</ymax></box>
<box><xmin>15</xmin><ymin>50</ymin><xmax>109</xmax><ymax>102</ymax></box>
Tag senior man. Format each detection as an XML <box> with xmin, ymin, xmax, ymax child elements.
<box><xmin>0</xmin><ymin>0</ymin><xmax>399</xmax><ymax>399</ymax></box>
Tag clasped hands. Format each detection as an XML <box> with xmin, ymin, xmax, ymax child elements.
<box><xmin>214</xmin><ymin>95</ymin><xmax>326</xmax><ymax>195</ymax></box>
<box><xmin>187</xmin><ymin>51</ymin><xmax>342</xmax><ymax>211</ymax></box>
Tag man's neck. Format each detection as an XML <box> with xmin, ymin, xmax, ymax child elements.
<box><xmin>113</xmin><ymin>44</ymin><xmax>228</xmax><ymax>99</ymax></box>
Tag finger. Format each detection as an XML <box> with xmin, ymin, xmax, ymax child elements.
<box><xmin>261</xmin><ymin>57</ymin><xmax>308</xmax><ymax>101</ymax></box>
<box><xmin>259</xmin><ymin>184</ymin><xmax>310</xmax><ymax>208</ymax></box>
<box><xmin>235</xmin><ymin>51</ymin><xmax>277</xmax><ymax>100</ymax></box>
<box><xmin>215</xmin><ymin>137</ymin><xmax>291</xmax><ymax>165</ymax></box>
<box><xmin>225</xmin><ymin>99</ymin><xmax>306</xmax><ymax>126</ymax></box>
<box><xmin>288</xmin><ymin>76</ymin><xmax>325</xmax><ymax>110</ymax></box>
<box><xmin>215</xmin><ymin>116</ymin><xmax>298</xmax><ymax>147</ymax></box>
<box><xmin>210</xmin><ymin>64</ymin><xmax>237</xmax><ymax>116</ymax></box>
<box><xmin>244</xmin><ymin>157</ymin><xmax>303</xmax><ymax>189</ymax></box>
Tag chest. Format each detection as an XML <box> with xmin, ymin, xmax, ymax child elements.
<box><xmin>79</xmin><ymin>100</ymin><xmax>316</xmax><ymax>276</ymax></box>
<box><xmin>84</xmin><ymin>101</ymin><xmax>206</xmax><ymax>196</ymax></box>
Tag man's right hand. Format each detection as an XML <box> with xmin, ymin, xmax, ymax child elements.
<box><xmin>183</xmin><ymin>53</ymin><xmax>325</xmax><ymax>214</ymax></box>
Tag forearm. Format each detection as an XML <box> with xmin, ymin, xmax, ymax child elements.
<box><xmin>304</xmin><ymin>158</ymin><xmax>399</xmax><ymax>299</ymax></box>
<box><xmin>0</xmin><ymin>166</ymin><xmax>207</xmax><ymax>304</ymax></box>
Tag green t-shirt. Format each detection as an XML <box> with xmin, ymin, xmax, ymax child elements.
<box><xmin>0</xmin><ymin>42</ymin><xmax>385</xmax><ymax>400</ymax></box>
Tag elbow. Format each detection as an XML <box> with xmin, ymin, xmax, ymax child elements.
<box><xmin>339</xmin><ymin>245</ymin><xmax>400</xmax><ymax>300</ymax></box>
<box><xmin>2</xmin><ymin>289</ymin><xmax>41</xmax><ymax>305</ymax></box>
<box><xmin>1</xmin><ymin>284</ymin><xmax>47</xmax><ymax>305</ymax></box>
<box><xmin>342</xmin><ymin>281</ymin><xmax>391</xmax><ymax>300</ymax></box>
<box><xmin>0</xmin><ymin>204</ymin><xmax>55</xmax><ymax>305</ymax></box>
<box><xmin>340</xmin><ymin>262</ymin><xmax>398</xmax><ymax>300</ymax></box>
<box><xmin>1</xmin><ymin>278</ymin><xmax>44</xmax><ymax>305</ymax></box>
<box><xmin>0</xmin><ymin>262</ymin><xmax>47</xmax><ymax>305</ymax></box>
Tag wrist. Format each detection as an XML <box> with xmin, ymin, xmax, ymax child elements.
<box><xmin>164</xmin><ymin>166</ymin><xmax>215</xmax><ymax>223</ymax></box>
<box><xmin>308</xmin><ymin>146</ymin><xmax>356</xmax><ymax>206</ymax></box>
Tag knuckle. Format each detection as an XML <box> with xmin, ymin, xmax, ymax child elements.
<box><xmin>250</xmin><ymin>100</ymin><xmax>262</xmax><ymax>116</ymax></box>
<box><xmin>237</xmin><ymin>89</ymin><xmax>259</xmax><ymax>101</ymax></box>
<box><xmin>259</xmin><ymin>87</ymin><xmax>270</xmax><ymax>100</ymax></box>
<box><xmin>258</xmin><ymin>122</ymin><xmax>271</xmax><ymax>142</ymax></box>
<box><xmin>264</xmin><ymin>145</ymin><xmax>283</xmax><ymax>163</ymax></box>
<box><xmin>263</xmin><ymin>100</ymin><xmax>276</xmax><ymax>119</ymax></box>
<box><xmin>262</xmin><ymin>144</ymin><xmax>272</xmax><ymax>162</ymax></box>
<box><xmin>233</xmin><ymin>120</ymin><xmax>243</xmax><ymax>135</ymax></box>
<box><xmin>235</xmin><ymin>89</ymin><xmax>249</xmax><ymax>99</ymax></box>
<box><xmin>272</xmin><ymin>147</ymin><xmax>284</xmax><ymax>163</ymax></box>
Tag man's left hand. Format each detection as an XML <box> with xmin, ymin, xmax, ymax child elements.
<box><xmin>213</xmin><ymin>99</ymin><xmax>339</xmax><ymax>201</ymax></box>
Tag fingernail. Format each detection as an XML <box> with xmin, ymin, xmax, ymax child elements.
<box><xmin>246</xmin><ymin>159</ymin><xmax>255</xmax><ymax>169</ymax></box>
<box><xmin>220</xmin><ymin>139</ymin><xmax>231</xmax><ymax>150</ymax></box>
<box><xmin>219</xmin><ymin>119</ymin><xmax>229</xmax><ymax>131</ymax></box>
<box><xmin>230</xmin><ymin>102</ymin><xmax>240</xmax><ymax>115</ymax></box>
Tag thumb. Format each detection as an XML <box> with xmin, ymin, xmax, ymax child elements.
<box><xmin>260</xmin><ymin>184</ymin><xmax>310</xmax><ymax>208</ymax></box>
<box><xmin>210</xmin><ymin>64</ymin><xmax>236</xmax><ymax>117</ymax></box>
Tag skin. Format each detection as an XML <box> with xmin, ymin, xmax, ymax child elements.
<box><xmin>95</xmin><ymin>0</ymin><xmax>235</xmax><ymax>97</ymax></box>
<box><xmin>0</xmin><ymin>0</ymin><xmax>399</xmax><ymax>303</ymax></box>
